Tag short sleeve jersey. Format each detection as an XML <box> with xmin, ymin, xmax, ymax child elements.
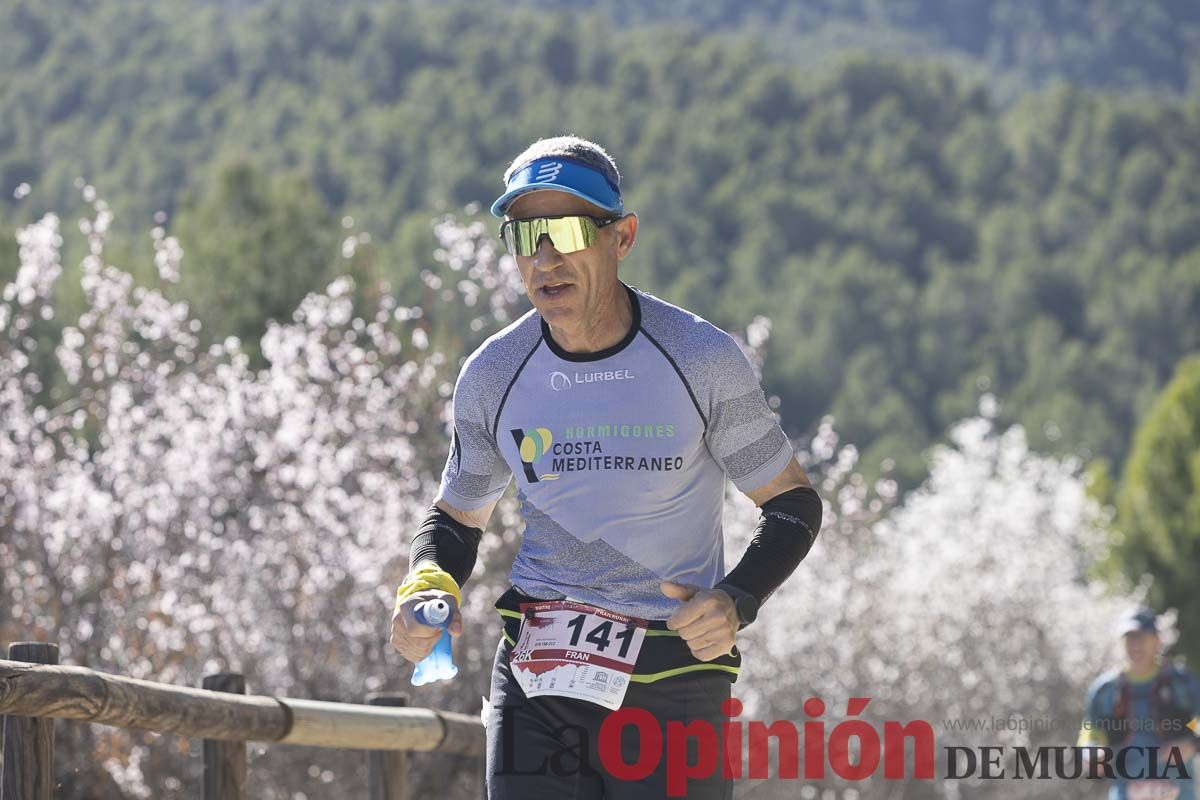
<box><xmin>438</xmin><ymin>283</ymin><xmax>794</xmax><ymax>619</ymax></box>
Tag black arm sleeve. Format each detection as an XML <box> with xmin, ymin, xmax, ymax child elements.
<box><xmin>719</xmin><ymin>486</ymin><xmax>822</xmax><ymax>606</ymax></box>
<box><xmin>408</xmin><ymin>505</ymin><xmax>484</xmax><ymax>589</ymax></box>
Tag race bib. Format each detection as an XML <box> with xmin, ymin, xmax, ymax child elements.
<box><xmin>1128</xmin><ymin>781</ymin><xmax>1181</xmax><ymax>800</ymax></box>
<box><xmin>509</xmin><ymin>600</ymin><xmax>648</xmax><ymax>710</ymax></box>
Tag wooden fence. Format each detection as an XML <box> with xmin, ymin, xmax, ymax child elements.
<box><xmin>0</xmin><ymin>642</ymin><xmax>485</xmax><ymax>800</ymax></box>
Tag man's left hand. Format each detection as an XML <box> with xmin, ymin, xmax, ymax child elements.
<box><xmin>661</xmin><ymin>581</ymin><xmax>739</xmax><ymax>662</ymax></box>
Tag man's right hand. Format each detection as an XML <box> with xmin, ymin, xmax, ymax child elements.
<box><xmin>389</xmin><ymin>589</ymin><xmax>463</xmax><ymax>664</ymax></box>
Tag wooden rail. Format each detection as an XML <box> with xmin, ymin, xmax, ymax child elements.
<box><xmin>0</xmin><ymin>642</ymin><xmax>484</xmax><ymax>799</ymax></box>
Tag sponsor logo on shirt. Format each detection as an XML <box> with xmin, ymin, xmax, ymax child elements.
<box><xmin>511</xmin><ymin>427</ymin><xmax>558</xmax><ymax>483</ymax></box>
<box><xmin>548</xmin><ymin>370</ymin><xmax>635</xmax><ymax>390</ymax></box>
<box><xmin>565</xmin><ymin>423</ymin><xmax>676</xmax><ymax>439</ymax></box>
<box><xmin>509</xmin><ymin>422</ymin><xmax>683</xmax><ymax>483</ymax></box>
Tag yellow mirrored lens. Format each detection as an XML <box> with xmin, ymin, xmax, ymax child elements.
<box><xmin>503</xmin><ymin>217</ymin><xmax>599</xmax><ymax>256</ymax></box>
<box><xmin>544</xmin><ymin>217</ymin><xmax>595</xmax><ymax>253</ymax></box>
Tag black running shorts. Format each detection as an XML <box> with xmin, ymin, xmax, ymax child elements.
<box><xmin>485</xmin><ymin>637</ymin><xmax>735</xmax><ymax>799</ymax></box>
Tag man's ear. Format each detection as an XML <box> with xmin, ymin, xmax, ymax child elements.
<box><xmin>615</xmin><ymin>213</ymin><xmax>638</xmax><ymax>260</ymax></box>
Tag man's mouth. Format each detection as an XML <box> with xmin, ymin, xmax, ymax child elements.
<box><xmin>538</xmin><ymin>282</ymin><xmax>573</xmax><ymax>298</ymax></box>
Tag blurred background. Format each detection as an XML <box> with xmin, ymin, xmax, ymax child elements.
<box><xmin>1</xmin><ymin>0</ymin><xmax>1198</xmax><ymax>797</ymax></box>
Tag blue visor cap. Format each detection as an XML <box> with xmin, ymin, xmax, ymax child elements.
<box><xmin>491</xmin><ymin>156</ymin><xmax>623</xmax><ymax>218</ymax></box>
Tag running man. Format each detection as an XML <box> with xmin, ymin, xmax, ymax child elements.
<box><xmin>1079</xmin><ymin>608</ymin><xmax>1200</xmax><ymax>800</ymax></box>
<box><xmin>390</xmin><ymin>135</ymin><xmax>823</xmax><ymax>798</ymax></box>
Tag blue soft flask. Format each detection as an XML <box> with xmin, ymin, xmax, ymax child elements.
<box><xmin>411</xmin><ymin>599</ymin><xmax>458</xmax><ymax>686</ymax></box>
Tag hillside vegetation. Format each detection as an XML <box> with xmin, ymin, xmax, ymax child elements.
<box><xmin>529</xmin><ymin>0</ymin><xmax>1200</xmax><ymax>97</ymax></box>
<box><xmin>3</xmin><ymin>0</ymin><xmax>1199</xmax><ymax>482</ymax></box>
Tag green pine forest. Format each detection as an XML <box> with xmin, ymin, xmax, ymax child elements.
<box><xmin>2</xmin><ymin>0</ymin><xmax>1200</xmax><ymax>489</ymax></box>
<box><xmin>533</xmin><ymin>0</ymin><xmax>1200</xmax><ymax>99</ymax></box>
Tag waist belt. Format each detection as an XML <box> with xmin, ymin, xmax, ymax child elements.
<box><xmin>494</xmin><ymin>585</ymin><xmax>741</xmax><ymax>684</ymax></box>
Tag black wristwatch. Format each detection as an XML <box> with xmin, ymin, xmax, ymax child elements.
<box><xmin>716</xmin><ymin>582</ymin><xmax>760</xmax><ymax>627</ymax></box>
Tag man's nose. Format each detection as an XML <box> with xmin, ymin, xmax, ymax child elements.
<box><xmin>533</xmin><ymin>235</ymin><xmax>563</xmax><ymax>270</ymax></box>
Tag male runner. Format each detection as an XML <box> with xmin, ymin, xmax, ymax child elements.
<box><xmin>390</xmin><ymin>135</ymin><xmax>823</xmax><ymax>798</ymax></box>
<box><xmin>1079</xmin><ymin>608</ymin><xmax>1200</xmax><ymax>800</ymax></box>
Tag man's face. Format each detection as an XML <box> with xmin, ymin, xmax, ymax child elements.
<box><xmin>1122</xmin><ymin>630</ymin><xmax>1159</xmax><ymax>669</ymax></box>
<box><xmin>504</xmin><ymin>189</ymin><xmax>635</xmax><ymax>331</ymax></box>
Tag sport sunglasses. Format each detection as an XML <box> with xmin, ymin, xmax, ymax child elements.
<box><xmin>498</xmin><ymin>214</ymin><xmax>621</xmax><ymax>257</ymax></box>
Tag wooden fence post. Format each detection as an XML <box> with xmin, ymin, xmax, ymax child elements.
<box><xmin>201</xmin><ymin>673</ymin><xmax>246</xmax><ymax>800</ymax></box>
<box><xmin>366</xmin><ymin>693</ymin><xmax>409</xmax><ymax>800</ymax></box>
<box><xmin>1</xmin><ymin>642</ymin><xmax>59</xmax><ymax>800</ymax></box>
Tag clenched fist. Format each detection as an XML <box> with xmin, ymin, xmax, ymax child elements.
<box><xmin>389</xmin><ymin>589</ymin><xmax>463</xmax><ymax>664</ymax></box>
<box><xmin>661</xmin><ymin>580</ymin><xmax>739</xmax><ymax>662</ymax></box>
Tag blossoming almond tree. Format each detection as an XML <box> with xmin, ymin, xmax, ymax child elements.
<box><xmin>0</xmin><ymin>196</ymin><xmax>525</xmax><ymax>798</ymax></box>
<box><xmin>725</xmin><ymin>409</ymin><xmax>1145</xmax><ymax>799</ymax></box>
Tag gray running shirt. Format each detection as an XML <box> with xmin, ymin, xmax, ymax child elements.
<box><xmin>437</xmin><ymin>283</ymin><xmax>794</xmax><ymax>619</ymax></box>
